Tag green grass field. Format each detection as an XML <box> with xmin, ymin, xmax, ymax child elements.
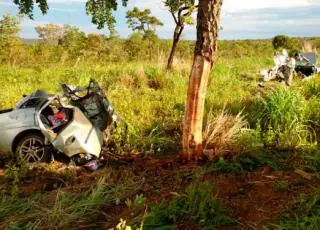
<box><xmin>1</xmin><ymin>39</ymin><xmax>320</xmax><ymax>229</ymax></box>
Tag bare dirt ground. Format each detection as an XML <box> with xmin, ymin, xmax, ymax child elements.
<box><xmin>0</xmin><ymin>156</ymin><xmax>319</xmax><ymax>229</ymax></box>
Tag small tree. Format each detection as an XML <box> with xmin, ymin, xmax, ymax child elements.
<box><xmin>86</xmin><ymin>33</ymin><xmax>105</xmax><ymax>58</ymax></box>
<box><xmin>126</xmin><ymin>7</ymin><xmax>163</xmax><ymax>34</ymax></box>
<box><xmin>0</xmin><ymin>14</ymin><xmax>21</xmax><ymax>40</ymax></box>
<box><xmin>35</xmin><ymin>23</ymin><xmax>64</xmax><ymax>45</ymax></box>
<box><xmin>0</xmin><ymin>14</ymin><xmax>22</xmax><ymax>65</ymax></box>
<box><xmin>272</xmin><ymin>35</ymin><xmax>300</xmax><ymax>50</ymax></box>
<box><xmin>59</xmin><ymin>25</ymin><xmax>86</xmax><ymax>59</ymax></box>
<box><xmin>165</xmin><ymin>0</ymin><xmax>197</xmax><ymax>70</ymax></box>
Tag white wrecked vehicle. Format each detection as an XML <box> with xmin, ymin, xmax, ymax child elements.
<box><xmin>0</xmin><ymin>79</ymin><xmax>121</xmax><ymax>163</ymax></box>
<box><xmin>260</xmin><ymin>50</ymin><xmax>319</xmax><ymax>86</ymax></box>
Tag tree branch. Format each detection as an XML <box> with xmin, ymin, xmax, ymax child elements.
<box><xmin>170</xmin><ymin>10</ymin><xmax>178</xmax><ymax>25</ymax></box>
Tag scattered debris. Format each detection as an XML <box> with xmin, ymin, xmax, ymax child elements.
<box><xmin>83</xmin><ymin>159</ymin><xmax>104</xmax><ymax>172</ymax></box>
<box><xmin>260</xmin><ymin>49</ymin><xmax>319</xmax><ymax>86</ymax></box>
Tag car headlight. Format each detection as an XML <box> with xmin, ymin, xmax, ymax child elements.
<box><xmin>65</xmin><ymin>136</ymin><xmax>76</xmax><ymax>146</ymax></box>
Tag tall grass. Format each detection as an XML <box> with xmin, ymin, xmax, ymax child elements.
<box><xmin>1</xmin><ymin>55</ymin><xmax>318</xmax><ymax>155</ymax></box>
<box><xmin>1</xmin><ymin>171</ymin><xmax>144</xmax><ymax>229</ymax></box>
<box><xmin>253</xmin><ymin>87</ymin><xmax>311</xmax><ymax>149</ymax></box>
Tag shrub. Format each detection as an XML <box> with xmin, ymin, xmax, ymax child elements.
<box><xmin>272</xmin><ymin>35</ymin><xmax>300</xmax><ymax>50</ymax></box>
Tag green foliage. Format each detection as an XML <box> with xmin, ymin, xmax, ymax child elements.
<box><xmin>60</xmin><ymin>25</ymin><xmax>87</xmax><ymax>58</ymax></box>
<box><xmin>13</xmin><ymin>0</ymin><xmax>128</xmax><ymax>33</ymax></box>
<box><xmin>125</xmin><ymin>194</ymin><xmax>146</xmax><ymax>208</ymax></box>
<box><xmin>1</xmin><ymin>173</ymin><xmax>143</xmax><ymax>228</ymax></box>
<box><xmin>303</xmin><ymin>80</ymin><xmax>320</xmax><ymax>99</ymax></box>
<box><xmin>273</xmin><ymin>181</ymin><xmax>289</xmax><ymax>191</ymax></box>
<box><xmin>165</xmin><ymin>0</ymin><xmax>196</xmax><ymax>26</ymax></box>
<box><xmin>208</xmin><ymin>157</ymin><xmax>243</xmax><ymax>174</ymax></box>
<box><xmin>13</xmin><ymin>0</ymin><xmax>48</xmax><ymax>19</ymax></box>
<box><xmin>272</xmin><ymin>35</ymin><xmax>300</xmax><ymax>50</ymax></box>
<box><xmin>126</xmin><ymin>7</ymin><xmax>163</xmax><ymax>33</ymax></box>
<box><xmin>0</xmin><ymin>14</ymin><xmax>23</xmax><ymax>65</ymax></box>
<box><xmin>4</xmin><ymin>159</ymin><xmax>28</xmax><ymax>198</ymax></box>
<box><xmin>207</xmin><ymin>150</ymin><xmax>280</xmax><ymax>174</ymax></box>
<box><xmin>273</xmin><ymin>194</ymin><xmax>320</xmax><ymax>229</ymax></box>
<box><xmin>254</xmin><ymin>88</ymin><xmax>310</xmax><ymax>149</ymax></box>
<box><xmin>144</xmin><ymin>181</ymin><xmax>233</xmax><ymax>229</ymax></box>
<box><xmin>0</xmin><ymin>14</ymin><xmax>21</xmax><ymax>40</ymax></box>
<box><xmin>236</xmin><ymin>150</ymin><xmax>280</xmax><ymax>171</ymax></box>
<box><xmin>302</xmin><ymin>146</ymin><xmax>320</xmax><ymax>170</ymax></box>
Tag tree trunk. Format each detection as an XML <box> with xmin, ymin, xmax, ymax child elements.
<box><xmin>167</xmin><ymin>25</ymin><xmax>184</xmax><ymax>70</ymax></box>
<box><xmin>183</xmin><ymin>0</ymin><xmax>223</xmax><ymax>159</ymax></box>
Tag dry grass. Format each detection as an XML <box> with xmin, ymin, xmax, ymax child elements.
<box><xmin>302</xmin><ymin>40</ymin><xmax>317</xmax><ymax>53</ymax></box>
<box><xmin>203</xmin><ymin>109</ymin><xmax>247</xmax><ymax>160</ymax></box>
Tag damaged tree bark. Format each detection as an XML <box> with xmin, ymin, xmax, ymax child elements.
<box><xmin>183</xmin><ymin>0</ymin><xmax>223</xmax><ymax>159</ymax></box>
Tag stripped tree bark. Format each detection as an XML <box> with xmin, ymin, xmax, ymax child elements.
<box><xmin>183</xmin><ymin>0</ymin><xmax>223</xmax><ymax>159</ymax></box>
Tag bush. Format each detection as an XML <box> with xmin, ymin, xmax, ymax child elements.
<box><xmin>272</xmin><ymin>35</ymin><xmax>300</xmax><ymax>50</ymax></box>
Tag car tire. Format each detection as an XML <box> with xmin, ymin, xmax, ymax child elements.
<box><xmin>15</xmin><ymin>133</ymin><xmax>53</xmax><ymax>163</ymax></box>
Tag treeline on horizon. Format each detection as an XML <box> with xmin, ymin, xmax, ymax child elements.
<box><xmin>1</xmin><ymin>14</ymin><xmax>320</xmax><ymax>67</ymax></box>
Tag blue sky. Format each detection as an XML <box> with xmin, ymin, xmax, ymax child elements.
<box><xmin>0</xmin><ymin>0</ymin><xmax>320</xmax><ymax>40</ymax></box>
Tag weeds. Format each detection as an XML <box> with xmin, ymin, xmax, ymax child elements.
<box><xmin>273</xmin><ymin>181</ymin><xmax>290</xmax><ymax>191</ymax></box>
<box><xmin>144</xmin><ymin>181</ymin><xmax>233</xmax><ymax>229</ymax></box>
<box><xmin>4</xmin><ymin>158</ymin><xmax>28</xmax><ymax>198</ymax></box>
<box><xmin>125</xmin><ymin>194</ymin><xmax>146</xmax><ymax>209</ymax></box>
<box><xmin>207</xmin><ymin>149</ymin><xmax>280</xmax><ymax>174</ymax></box>
<box><xmin>302</xmin><ymin>146</ymin><xmax>320</xmax><ymax>171</ymax></box>
<box><xmin>273</xmin><ymin>193</ymin><xmax>320</xmax><ymax>229</ymax></box>
<box><xmin>1</xmin><ymin>169</ymin><xmax>144</xmax><ymax>229</ymax></box>
<box><xmin>207</xmin><ymin>157</ymin><xmax>243</xmax><ymax>174</ymax></box>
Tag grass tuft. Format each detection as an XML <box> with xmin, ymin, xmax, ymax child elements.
<box><xmin>144</xmin><ymin>181</ymin><xmax>233</xmax><ymax>229</ymax></box>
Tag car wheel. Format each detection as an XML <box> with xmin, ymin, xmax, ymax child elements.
<box><xmin>16</xmin><ymin>133</ymin><xmax>53</xmax><ymax>163</ymax></box>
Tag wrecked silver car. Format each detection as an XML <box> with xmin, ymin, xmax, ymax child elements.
<box><xmin>261</xmin><ymin>49</ymin><xmax>320</xmax><ymax>86</ymax></box>
<box><xmin>0</xmin><ymin>79</ymin><xmax>121</xmax><ymax>163</ymax></box>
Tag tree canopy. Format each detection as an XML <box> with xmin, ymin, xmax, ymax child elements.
<box><xmin>12</xmin><ymin>0</ymin><xmax>128</xmax><ymax>32</ymax></box>
<box><xmin>272</xmin><ymin>35</ymin><xmax>300</xmax><ymax>50</ymax></box>
<box><xmin>35</xmin><ymin>23</ymin><xmax>64</xmax><ymax>45</ymax></box>
<box><xmin>165</xmin><ymin>0</ymin><xmax>196</xmax><ymax>26</ymax></box>
<box><xmin>126</xmin><ymin>7</ymin><xmax>163</xmax><ymax>33</ymax></box>
<box><xmin>0</xmin><ymin>14</ymin><xmax>21</xmax><ymax>40</ymax></box>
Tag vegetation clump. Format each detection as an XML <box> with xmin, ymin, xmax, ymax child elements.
<box><xmin>144</xmin><ymin>181</ymin><xmax>233</xmax><ymax>229</ymax></box>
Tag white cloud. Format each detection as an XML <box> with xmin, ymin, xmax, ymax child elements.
<box><xmin>47</xmin><ymin>0</ymin><xmax>86</xmax><ymax>3</ymax></box>
<box><xmin>128</xmin><ymin>0</ymin><xmax>319</xmax><ymax>13</ymax></box>
<box><xmin>223</xmin><ymin>0</ymin><xmax>314</xmax><ymax>12</ymax></box>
